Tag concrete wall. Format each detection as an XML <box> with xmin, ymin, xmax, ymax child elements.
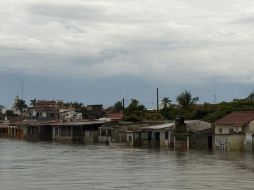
<box><xmin>215</xmin><ymin>134</ymin><xmax>245</xmax><ymax>151</ymax></box>
<box><xmin>98</xmin><ymin>136</ymin><xmax>111</xmax><ymax>144</ymax></box>
<box><xmin>126</xmin><ymin>133</ymin><xmax>133</xmax><ymax>146</ymax></box>
<box><xmin>140</xmin><ymin>129</ymin><xmax>170</xmax><ymax>147</ymax></box>
<box><xmin>0</xmin><ymin>128</ymin><xmax>8</xmax><ymax>137</ymax></box>
<box><xmin>215</xmin><ymin>125</ymin><xmax>243</xmax><ymax>134</ymax></box>
<box><xmin>84</xmin><ymin>130</ymin><xmax>99</xmax><ymax>144</ymax></box>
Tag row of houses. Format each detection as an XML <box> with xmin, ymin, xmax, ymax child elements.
<box><xmin>0</xmin><ymin>120</ymin><xmax>106</xmax><ymax>143</ymax></box>
<box><xmin>0</xmin><ymin>119</ymin><xmax>213</xmax><ymax>151</ymax></box>
<box><xmin>2</xmin><ymin>108</ymin><xmax>254</xmax><ymax>152</ymax></box>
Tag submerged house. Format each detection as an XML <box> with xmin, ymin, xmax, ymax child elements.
<box><xmin>126</xmin><ymin>130</ymin><xmax>141</xmax><ymax>147</ymax></box>
<box><xmin>51</xmin><ymin>121</ymin><xmax>105</xmax><ymax>143</ymax></box>
<box><xmin>214</xmin><ymin>111</ymin><xmax>254</xmax><ymax>151</ymax></box>
<box><xmin>0</xmin><ymin>124</ymin><xmax>8</xmax><ymax>137</ymax></box>
<box><xmin>11</xmin><ymin>120</ymin><xmax>54</xmax><ymax>141</ymax></box>
<box><xmin>171</xmin><ymin>119</ymin><xmax>213</xmax><ymax>150</ymax></box>
<box><xmin>125</xmin><ymin>119</ymin><xmax>213</xmax><ymax>150</ymax></box>
<box><xmin>140</xmin><ymin>123</ymin><xmax>174</xmax><ymax>147</ymax></box>
<box><xmin>98</xmin><ymin>125</ymin><xmax>127</xmax><ymax>144</ymax></box>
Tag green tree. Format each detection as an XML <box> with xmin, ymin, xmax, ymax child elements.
<box><xmin>14</xmin><ymin>96</ymin><xmax>27</xmax><ymax>115</ymax></box>
<box><xmin>72</xmin><ymin>102</ymin><xmax>83</xmax><ymax>110</ymax></box>
<box><xmin>5</xmin><ymin>110</ymin><xmax>14</xmax><ymax>117</ymax></box>
<box><xmin>30</xmin><ymin>98</ymin><xmax>37</xmax><ymax>106</ymax></box>
<box><xmin>113</xmin><ymin>101</ymin><xmax>123</xmax><ymax>112</ymax></box>
<box><xmin>124</xmin><ymin>99</ymin><xmax>146</xmax><ymax>122</ymax></box>
<box><xmin>177</xmin><ymin>90</ymin><xmax>199</xmax><ymax>109</ymax></box>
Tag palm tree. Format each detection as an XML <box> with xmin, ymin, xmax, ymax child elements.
<box><xmin>161</xmin><ymin>97</ymin><xmax>172</xmax><ymax>109</ymax></box>
<box><xmin>176</xmin><ymin>90</ymin><xmax>199</xmax><ymax>108</ymax></box>
<box><xmin>30</xmin><ymin>98</ymin><xmax>37</xmax><ymax>106</ymax></box>
<box><xmin>14</xmin><ymin>96</ymin><xmax>28</xmax><ymax>116</ymax></box>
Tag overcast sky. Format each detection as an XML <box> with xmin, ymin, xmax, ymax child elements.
<box><xmin>1</xmin><ymin>0</ymin><xmax>254</xmax><ymax>108</ymax></box>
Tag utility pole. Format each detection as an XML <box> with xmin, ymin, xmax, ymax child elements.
<box><xmin>21</xmin><ymin>80</ymin><xmax>24</xmax><ymax>100</ymax></box>
<box><xmin>122</xmin><ymin>98</ymin><xmax>125</xmax><ymax>120</ymax></box>
<box><xmin>157</xmin><ymin>88</ymin><xmax>159</xmax><ymax>112</ymax></box>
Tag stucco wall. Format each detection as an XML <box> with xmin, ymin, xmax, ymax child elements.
<box><xmin>215</xmin><ymin>125</ymin><xmax>243</xmax><ymax>134</ymax></box>
<box><xmin>215</xmin><ymin>134</ymin><xmax>245</xmax><ymax>151</ymax></box>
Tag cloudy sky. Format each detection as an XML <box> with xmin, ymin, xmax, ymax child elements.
<box><xmin>1</xmin><ymin>0</ymin><xmax>254</xmax><ymax>108</ymax></box>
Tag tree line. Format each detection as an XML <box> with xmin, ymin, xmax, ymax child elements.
<box><xmin>115</xmin><ymin>91</ymin><xmax>254</xmax><ymax>122</ymax></box>
<box><xmin>2</xmin><ymin>90</ymin><xmax>254</xmax><ymax>123</ymax></box>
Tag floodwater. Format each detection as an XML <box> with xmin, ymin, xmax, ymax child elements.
<box><xmin>1</xmin><ymin>139</ymin><xmax>254</xmax><ymax>190</ymax></box>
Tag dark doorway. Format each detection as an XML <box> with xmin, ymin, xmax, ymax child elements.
<box><xmin>155</xmin><ymin>132</ymin><xmax>160</xmax><ymax>146</ymax></box>
<box><xmin>208</xmin><ymin>135</ymin><xmax>213</xmax><ymax>150</ymax></box>
<box><xmin>155</xmin><ymin>132</ymin><xmax>160</xmax><ymax>140</ymax></box>
<box><xmin>148</xmin><ymin>131</ymin><xmax>152</xmax><ymax>144</ymax></box>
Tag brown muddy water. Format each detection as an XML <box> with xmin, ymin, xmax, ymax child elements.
<box><xmin>1</xmin><ymin>138</ymin><xmax>254</xmax><ymax>190</ymax></box>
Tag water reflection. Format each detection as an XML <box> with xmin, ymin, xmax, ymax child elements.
<box><xmin>0</xmin><ymin>139</ymin><xmax>254</xmax><ymax>190</ymax></box>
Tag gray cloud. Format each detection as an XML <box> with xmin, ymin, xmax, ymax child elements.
<box><xmin>1</xmin><ymin>0</ymin><xmax>254</xmax><ymax>86</ymax></box>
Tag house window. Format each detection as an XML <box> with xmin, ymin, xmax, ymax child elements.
<box><xmin>219</xmin><ymin>128</ymin><xmax>222</xmax><ymax>133</ymax></box>
<box><xmin>229</xmin><ymin>128</ymin><xmax>234</xmax><ymax>134</ymax></box>
<box><xmin>165</xmin><ymin>131</ymin><xmax>169</xmax><ymax>140</ymax></box>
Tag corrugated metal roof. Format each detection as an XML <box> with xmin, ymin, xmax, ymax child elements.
<box><xmin>141</xmin><ymin>123</ymin><xmax>175</xmax><ymax>130</ymax></box>
<box><xmin>51</xmin><ymin>121</ymin><xmax>106</xmax><ymax>126</ymax></box>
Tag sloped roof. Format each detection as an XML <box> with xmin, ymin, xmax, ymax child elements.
<box><xmin>185</xmin><ymin>120</ymin><xmax>211</xmax><ymax>132</ymax></box>
<box><xmin>214</xmin><ymin>111</ymin><xmax>254</xmax><ymax>127</ymax></box>
<box><xmin>107</xmin><ymin>112</ymin><xmax>123</xmax><ymax>121</ymax></box>
<box><xmin>142</xmin><ymin>123</ymin><xmax>175</xmax><ymax>130</ymax></box>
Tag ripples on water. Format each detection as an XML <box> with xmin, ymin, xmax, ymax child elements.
<box><xmin>1</xmin><ymin>138</ymin><xmax>254</xmax><ymax>190</ymax></box>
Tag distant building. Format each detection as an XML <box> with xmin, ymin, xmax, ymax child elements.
<box><xmin>27</xmin><ymin>100</ymin><xmax>59</xmax><ymax>120</ymax></box>
<box><xmin>60</xmin><ymin>109</ymin><xmax>82</xmax><ymax>122</ymax></box>
<box><xmin>214</xmin><ymin>111</ymin><xmax>254</xmax><ymax>151</ymax></box>
<box><xmin>107</xmin><ymin>112</ymin><xmax>123</xmax><ymax>122</ymax></box>
<box><xmin>86</xmin><ymin>104</ymin><xmax>104</xmax><ymax>119</ymax></box>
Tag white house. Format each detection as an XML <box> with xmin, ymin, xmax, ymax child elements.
<box><xmin>60</xmin><ymin>109</ymin><xmax>82</xmax><ymax>122</ymax></box>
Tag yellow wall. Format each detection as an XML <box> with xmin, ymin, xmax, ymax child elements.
<box><xmin>215</xmin><ymin>134</ymin><xmax>245</xmax><ymax>151</ymax></box>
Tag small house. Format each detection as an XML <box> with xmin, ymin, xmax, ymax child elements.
<box><xmin>171</xmin><ymin>118</ymin><xmax>213</xmax><ymax>151</ymax></box>
<box><xmin>140</xmin><ymin>123</ymin><xmax>174</xmax><ymax>147</ymax></box>
<box><xmin>52</xmin><ymin>121</ymin><xmax>105</xmax><ymax>143</ymax></box>
<box><xmin>214</xmin><ymin>111</ymin><xmax>254</xmax><ymax>151</ymax></box>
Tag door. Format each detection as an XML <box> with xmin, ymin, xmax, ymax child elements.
<box><xmin>155</xmin><ymin>132</ymin><xmax>160</xmax><ymax>146</ymax></box>
<box><xmin>208</xmin><ymin>135</ymin><xmax>213</xmax><ymax>150</ymax></box>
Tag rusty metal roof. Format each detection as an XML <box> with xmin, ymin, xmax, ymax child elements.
<box><xmin>214</xmin><ymin>111</ymin><xmax>254</xmax><ymax>127</ymax></box>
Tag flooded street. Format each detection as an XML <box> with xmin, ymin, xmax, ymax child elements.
<box><xmin>1</xmin><ymin>139</ymin><xmax>254</xmax><ymax>190</ymax></box>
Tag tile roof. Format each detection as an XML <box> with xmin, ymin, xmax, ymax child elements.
<box><xmin>107</xmin><ymin>112</ymin><xmax>123</xmax><ymax>121</ymax></box>
<box><xmin>214</xmin><ymin>111</ymin><xmax>254</xmax><ymax>127</ymax></box>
